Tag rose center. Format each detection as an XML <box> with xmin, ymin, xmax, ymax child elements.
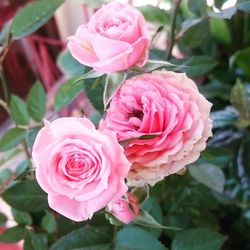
<box><xmin>129</xmin><ymin>109</ymin><xmax>144</xmax><ymax>120</ymax></box>
<box><xmin>65</xmin><ymin>155</ymin><xmax>89</xmax><ymax>177</ymax></box>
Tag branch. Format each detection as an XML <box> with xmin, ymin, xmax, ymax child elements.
<box><xmin>0</xmin><ymin>98</ymin><xmax>9</xmax><ymax>114</ymax></box>
<box><xmin>0</xmin><ymin>66</ymin><xmax>9</xmax><ymax>101</ymax></box>
<box><xmin>167</xmin><ymin>0</ymin><xmax>182</xmax><ymax>61</ymax></box>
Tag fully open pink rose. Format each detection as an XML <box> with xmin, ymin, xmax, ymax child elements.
<box><xmin>108</xmin><ymin>192</ymin><xmax>139</xmax><ymax>224</ymax></box>
<box><xmin>32</xmin><ymin>117</ymin><xmax>131</xmax><ymax>221</ymax></box>
<box><xmin>67</xmin><ymin>1</ymin><xmax>150</xmax><ymax>73</ymax></box>
<box><xmin>100</xmin><ymin>71</ymin><xmax>212</xmax><ymax>186</ymax></box>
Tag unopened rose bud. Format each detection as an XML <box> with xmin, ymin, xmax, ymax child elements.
<box><xmin>108</xmin><ymin>192</ymin><xmax>139</xmax><ymax>224</ymax></box>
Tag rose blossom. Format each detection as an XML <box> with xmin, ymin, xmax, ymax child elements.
<box><xmin>67</xmin><ymin>1</ymin><xmax>150</xmax><ymax>73</ymax></box>
<box><xmin>99</xmin><ymin>71</ymin><xmax>212</xmax><ymax>186</ymax></box>
<box><xmin>108</xmin><ymin>192</ymin><xmax>139</xmax><ymax>224</ymax></box>
<box><xmin>32</xmin><ymin>117</ymin><xmax>131</xmax><ymax>221</ymax></box>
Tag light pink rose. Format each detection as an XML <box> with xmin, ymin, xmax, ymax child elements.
<box><xmin>67</xmin><ymin>1</ymin><xmax>150</xmax><ymax>73</ymax></box>
<box><xmin>99</xmin><ymin>71</ymin><xmax>212</xmax><ymax>186</ymax></box>
<box><xmin>32</xmin><ymin>117</ymin><xmax>131</xmax><ymax>221</ymax></box>
<box><xmin>108</xmin><ymin>192</ymin><xmax>139</xmax><ymax>224</ymax></box>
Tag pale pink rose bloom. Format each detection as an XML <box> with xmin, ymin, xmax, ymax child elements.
<box><xmin>32</xmin><ymin>117</ymin><xmax>131</xmax><ymax>221</ymax></box>
<box><xmin>67</xmin><ymin>1</ymin><xmax>150</xmax><ymax>73</ymax></box>
<box><xmin>108</xmin><ymin>192</ymin><xmax>139</xmax><ymax>224</ymax></box>
<box><xmin>99</xmin><ymin>71</ymin><xmax>213</xmax><ymax>186</ymax></box>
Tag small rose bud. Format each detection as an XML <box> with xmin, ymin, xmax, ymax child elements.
<box><xmin>108</xmin><ymin>192</ymin><xmax>139</xmax><ymax>224</ymax></box>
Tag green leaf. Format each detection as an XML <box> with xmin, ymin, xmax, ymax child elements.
<box><xmin>0</xmin><ymin>20</ymin><xmax>12</xmax><ymax>45</ymax></box>
<box><xmin>188</xmin><ymin>0</ymin><xmax>207</xmax><ymax>16</ymax></box>
<box><xmin>120</xmin><ymin>133</ymin><xmax>160</xmax><ymax>147</ymax></box>
<box><xmin>71</xmin><ymin>244</ymin><xmax>111</xmax><ymax>250</ymax></box>
<box><xmin>0</xmin><ymin>148</ymin><xmax>21</xmax><ymax>167</ymax></box>
<box><xmin>15</xmin><ymin>159</ymin><xmax>30</xmax><ymax>175</ymax></box>
<box><xmin>134</xmin><ymin>209</ymin><xmax>180</xmax><ymax>230</ymax></box>
<box><xmin>201</xmin><ymin>146</ymin><xmax>232</xmax><ymax>167</ymax></box>
<box><xmin>76</xmin><ymin>70</ymin><xmax>104</xmax><ymax>81</ymax></box>
<box><xmin>141</xmin><ymin>60</ymin><xmax>177</xmax><ymax>72</ymax></box>
<box><xmin>27</xmin><ymin>81</ymin><xmax>46</xmax><ymax>122</ymax></box>
<box><xmin>208</xmin><ymin>6</ymin><xmax>237</xmax><ymax>19</ymax></box>
<box><xmin>57</xmin><ymin>50</ymin><xmax>85</xmax><ymax>77</ymax></box>
<box><xmin>237</xmin><ymin>138</ymin><xmax>250</xmax><ymax>190</ymax></box>
<box><xmin>50</xmin><ymin>227</ymin><xmax>112</xmax><ymax>250</ymax></box>
<box><xmin>11</xmin><ymin>0</ymin><xmax>64</xmax><ymax>39</ymax></box>
<box><xmin>54</xmin><ymin>78</ymin><xmax>84</xmax><ymax>112</ymax></box>
<box><xmin>0</xmin><ymin>225</ymin><xmax>27</xmax><ymax>243</ymax></box>
<box><xmin>24</xmin><ymin>231</ymin><xmax>47</xmax><ymax>250</ymax></box>
<box><xmin>188</xmin><ymin>164</ymin><xmax>225</xmax><ymax>193</ymax></box>
<box><xmin>238</xmin><ymin>2</ymin><xmax>250</xmax><ymax>12</ymax></box>
<box><xmin>84</xmin><ymin>78</ymin><xmax>105</xmax><ymax>113</ymax></box>
<box><xmin>171</xmin><ymin>56</ymin><xmax>218</xmax><ymax>77</ymax></box>
<box><xmin>214</xmin><ymin>0</ymin><xmax>227</xmax><ymax>9</ymax></box>
<box><xmin>149</xmin><ymin>49</ymin><xmax>167</xmax><ymax>61</ymax></box>
<box><xmin>103</xmin><ymin>72</ymin><xmax>127</xmax><ymax>110</ymax></box>
<box><xmin>209</xmin><ymin>18</ymin><xmax>231</xmax><ymax>44</ymax></box>
<box><xmin>0</xmin><ymin>213</ymin><xmax>7</xmax><ymax>227</ymax></box>
<box><xmin>132</xmin><ymin>185</ymin><xmax>149</xmax><ymax>204</ymax></box>
<box><xmin>137</xmin><ymin>5</ymin><xmax>170</xmax><ymax>25</ymax></box>
<box><xmin>56</xmin><ymin>217</ymin><xmax>83</xmax><ymax>236</ymax></box>
<box><xmin>178</xmin><ymin>17</ymin><xmax>205</xmax><ymax>39</ymax></box>
<box><xmin>141</xmin><ymin>197</ymin><xmax>164</xmax><ymax>238</ymax></box>
<box><xmin>0</xmin><ymin>168</ymin><xmax>12</xmax><ymax>185</ymax></box>
<box><xmin>1</xmin><ymin>180</ymin><xmax>48</xmax><ymax>212</ymax></box>
<box><xmin>10</xmin><ymin>95</ymin><xmax>30</xmax><ymax>125</ymax></box>
<box><xmin>199</xmin><ymin>80</ymin><xmax>231</xmax><ymax>100</ymax></box>
<box><xmin>171</xmin><ymin>228</ymin><xmax>227</xmax><ymax>250</ymax></box>
<box><xmin>89</xmin><ymin>213</ymin><xmax>108</xmax><ymax>228</ymax></box>
<box><xmin>26</xmin><ymin>126</ymin><xmax>42</xmax><ymax>148</ymax></box>
<box><xmin>105</xmin><ymin>213</ymin><xmax>124</xmax><ymax>227</ymax></box>
<box><xmin>191</xmin><ymin>211</ymin><xmax>220</xmax><ymax>231</ymax></box>
<box><xmin>12</xmin><ymin>208</ymin><xmax>32</xmax><ymax>225</ymax></box>
<box><xmin>234</xmin><ymin>47</ymin><xmax>250</xmax><ymax>78</ymax></box>
<box><xmin>182</xmin><ymin>21</ymin><xmax>209</xmax><ymax>49</ymax></box>
<box><xmin>89</xmin><ymin>111</ymin><xmax>103</xmax><ymax>128</ymax></box>
<box><xmin>114</xmin><ymin>227</ymin><xmax>166</xmax><ymax>250</ymax></box>
<box><xmin>0</xmin><ymin>128</ymin><xmax>27</xmax><ymax>152</ymax></box>
<box><xmin>230</xmin><ymin>79</ymin><xmax>249</xmax><ymax>119</ymax></box>
<box><xmin>210</xmin><ymin>108</ymin><xmax>239</xmax><ymax>129</ymax></box>
<box><xmin>41</xmin><ymin>211</ymin><xmax>56</xmax><ymax>234</ymax></box>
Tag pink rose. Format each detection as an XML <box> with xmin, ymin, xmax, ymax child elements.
<box><xmin>67</xmin><ymin>1</ymin><xmax>150</xmax><ymax>73</ymax></box>
<box><xmin>32</xmin><ymin>117</ymin><xmax>131</xmax><ymax>221</ymax></box>
<box><xmin>108</xmin><ymin>192</ymin><xmax>139</xmax><ymax>224</ymax></box>
<box><xmin>99</xmin><ymin>71</ymin><xmax>212</xmax><ymax>186</ymax></box>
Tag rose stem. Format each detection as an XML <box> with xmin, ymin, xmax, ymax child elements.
<box><xmin>167</xmin><ymin>0</ymin><xmax>182</xmax><ymax>61</ymax></box>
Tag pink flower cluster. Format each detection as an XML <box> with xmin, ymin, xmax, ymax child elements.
<box><xmin>32</xmin><ymin>1</ymin><xmax>212</xmax><ymax>224</ymax></box>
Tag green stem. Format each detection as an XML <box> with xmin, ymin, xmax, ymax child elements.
<box><xmin>22</xmin><ymin>141</ymin><xmax>31</xmax><ymax>160</ymax></box>
<box><xmin>112</xmin><ymin>226</ymin><xmax>118</xmax><ymax>247</ymax></box>
<box><xmin>0</xmin><ymin>98</ymin><xmax>10</xmax><ymax>114</ymax></box>
<box><xmin>0</xmin><ymin>66</ymin><xmax>9</xmax><ymax>101</ymax></box>
<box><xmin>167</xmin><ymin>0</ymin><xmax>182</xmax><ymax>61</ymax></box>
